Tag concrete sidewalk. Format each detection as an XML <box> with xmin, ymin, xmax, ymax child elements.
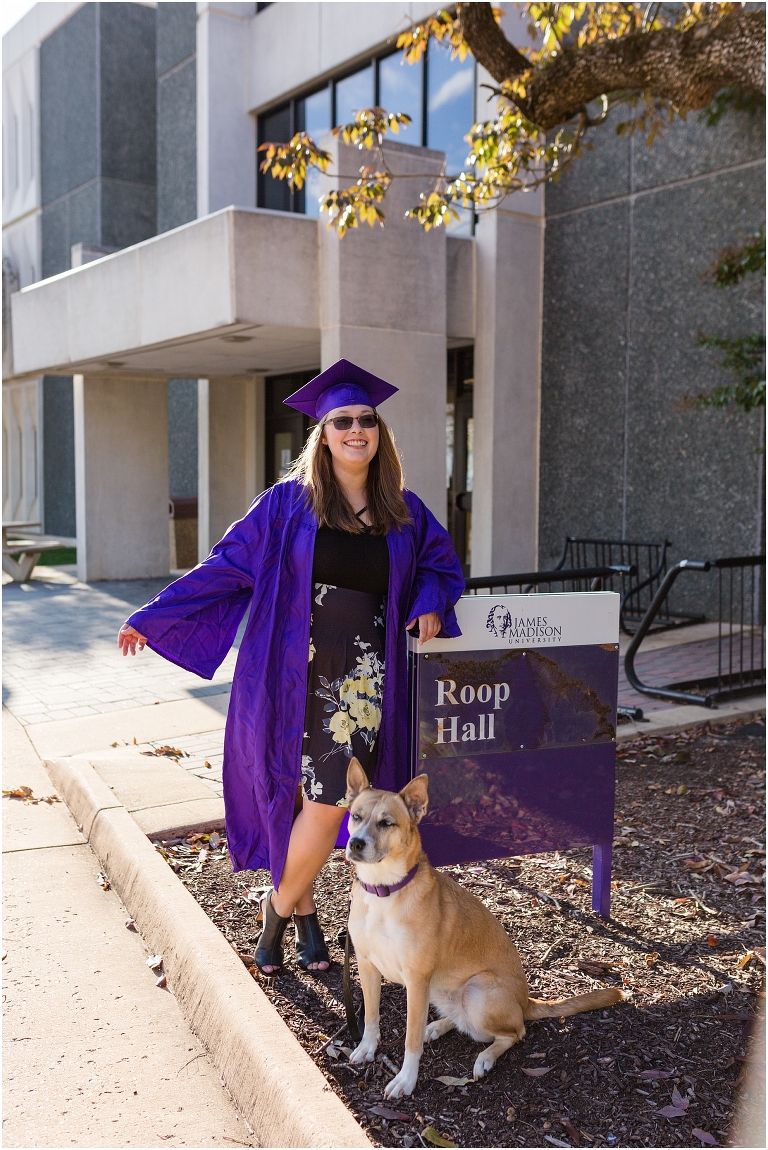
<box><xmin>2</xmin><ymin>709</ymin><xmax>254</xmax><ymax>1149</ymax></box>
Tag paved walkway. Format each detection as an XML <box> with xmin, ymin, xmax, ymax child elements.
<box><xmin>3</xmin><ymin>569</ymin><xmax>239</xmax><ymax>727</ymax></box>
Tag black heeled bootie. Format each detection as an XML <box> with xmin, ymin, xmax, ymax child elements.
<box><xmin>294</xmin><ymin>910</ymin><xmax>331</xmax><ymax>972</ymax></box>
<box><xmin>253</xmin><ymin>890</ymin><xmax>290</xmax><ymax>974</ymax></box>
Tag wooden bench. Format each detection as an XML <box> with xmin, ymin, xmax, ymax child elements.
<box><xmin>2</xmin><ymin>522</ymin><xmax>76</xmax><ymax>582</ymax></box>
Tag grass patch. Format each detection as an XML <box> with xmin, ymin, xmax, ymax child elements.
<box><xmin>36</xmin><ymin>548</ymin><xmax>76</xmax><ymax>566</ymax></box>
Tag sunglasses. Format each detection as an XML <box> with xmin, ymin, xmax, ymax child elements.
<box><xmin>323</xmin><ymin>413</ymin><xmax>379</xmax><ymax>431</ymax></box>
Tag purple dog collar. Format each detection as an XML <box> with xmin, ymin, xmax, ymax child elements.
<box><xmin>355</xmin><ymin>863</ymin><xmax>420</xmax><ymax>898</ymax></box>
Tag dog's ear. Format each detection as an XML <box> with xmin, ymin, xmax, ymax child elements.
<box><xmin>399</xmin><ymin>774</ymin><xmax>429</xmax><ymax>823</ymax></box>
<box><xmin>346</xmin><ymin>757</ymin><xmax>370</xmax><ymax>803</ymax></box>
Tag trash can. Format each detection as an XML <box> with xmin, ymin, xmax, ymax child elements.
<box><xmin>409</xmin><ymin>591</ymin><xmax>620</xmax><ymax>916</ymax></box>
<box><xmin>169</xmin><ymin>497</ymin><xmax>198</xmax><ymax>570</ymax></box>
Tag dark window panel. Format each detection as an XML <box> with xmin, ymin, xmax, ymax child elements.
<box><xmin>446</xmin><ymin>346</ymin><xmax>474</xmax><ymax>573</ymax></box>
<box><xmin>258</xmin><ymin>103</ymin><xmax>293</xmax><ymax>212</ymax></box>
<box><xmin>264</xmin><ymin>371</ymin><xmax>317</xmax><ymax>486</ymax></box>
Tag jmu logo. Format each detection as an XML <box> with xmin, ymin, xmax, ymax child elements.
<box><xmin>486</xmin><ymin>604</ymin><xmax>563</xmax><ymax>645</ymax></box>
<box><xmin>486</xmin><ymin>604</ymin><xmax>513</xmax><ymax>638</ymax></box>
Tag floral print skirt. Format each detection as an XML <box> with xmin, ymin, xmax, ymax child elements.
<box><xmin>301</xmin><ymin>584</ymin><xmax>386</xmax><ymax>806</ymax></box>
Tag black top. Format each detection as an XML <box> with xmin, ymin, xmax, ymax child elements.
<box><xmin>312</xmin><ymin>517</ymin><xmax>390</xmax><ymax>595</ymax></box>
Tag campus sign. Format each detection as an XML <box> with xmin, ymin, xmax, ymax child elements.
<box><xmin>408</xmin><ymin>592</ymin><xmax>620</xmax><ymax>915</ymax></box>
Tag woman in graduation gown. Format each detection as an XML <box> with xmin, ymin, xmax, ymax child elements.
<box><xmin>118</xmin><ymin>359</ymin><xmax>464</xmax><ymax>973</ymax></box>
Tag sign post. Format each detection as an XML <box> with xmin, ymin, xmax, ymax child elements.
<box><xmin>409</xmin><ymin>592</ymin><xmax>620</xmax><ymax>917</ymax></box>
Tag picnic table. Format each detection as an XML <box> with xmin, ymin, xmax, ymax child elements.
<box><xmin>2</xmin><ymin>521</ymin><xmax>75</xmax><ymax>582</ymax></box>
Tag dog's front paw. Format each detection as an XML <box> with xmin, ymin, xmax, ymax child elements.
<box><xmin>472</xmin><ymin>1049</ymin><xmax>497</xmax><ymax>1080</ymax></box>
<box><xmin>349</xmin><ymin>1031</ymin><xmax>379</xmax><ymax>1064</ymax></box>
<box><xmin>384</xmin><ymin>1053</ymin><xmax>420</xmax><ymax>1099</ymax></box>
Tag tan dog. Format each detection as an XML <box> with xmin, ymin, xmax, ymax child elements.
<box><xmin>345</xmin><ymin>758</ymin><xmax>625</xmax><ymax>1099</ymax></box>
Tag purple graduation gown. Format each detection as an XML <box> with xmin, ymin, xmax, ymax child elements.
<box><xmin>125</xmin><ymin>480</ymin><xmax>464</xmax><ymax>885</ymax></box>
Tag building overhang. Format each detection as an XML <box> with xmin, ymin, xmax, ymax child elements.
<box><xmin>9</xmin><ymin>205</ymin><xmax>476</xmax><ymax>383</ymax></box>
<box><xmin>8</xmin><ymin>207</ymin><xmax>322</xmax><ymax>381</ymax></box>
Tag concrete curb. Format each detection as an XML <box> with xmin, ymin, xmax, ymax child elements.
<box><xmin>45</xmin><ymin>755</ymin><xmax>371</xmax><ymax>1150</ymax></box>
<box><xmin>616</xmin><ymin>696</ymin><xmax>765</xmax><ymax>741</ymax></box>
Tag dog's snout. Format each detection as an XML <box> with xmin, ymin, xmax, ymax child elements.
<box><xmin>348</xmin><ymin>836</ymin><xmax>366</xmax><ymax>854</ymax></box>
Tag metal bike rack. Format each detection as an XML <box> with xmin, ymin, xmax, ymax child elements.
<box><xmin>624</xmin><ymin>556</ymin><xmax>766</xmax><ymax>708</ymax></box>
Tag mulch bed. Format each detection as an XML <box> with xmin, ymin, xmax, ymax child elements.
<box><xmin>152</xmin><ymin>717</ymin><xmax>765</xmax><ymax>1148</ymax></box>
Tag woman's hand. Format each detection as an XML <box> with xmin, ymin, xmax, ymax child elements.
<box><xmin>406</xmin><ymin>612</ymin><xmax>442</xmax><ymax>645</ymax></box>
<box><xmin>117</xmin><ymin>624</ymin><xmax>147</xmax><ymax>656</ymax></box>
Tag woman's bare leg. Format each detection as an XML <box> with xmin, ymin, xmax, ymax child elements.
<box><xmin>264</xmin><ymin>799</ymin><xmax>346</xmax><ymax>972</ymax></box>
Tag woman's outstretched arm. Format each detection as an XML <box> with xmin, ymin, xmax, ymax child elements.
<box><xmin>115</xmin><ymin>487</ymin><xmax>279</xmax><ymax>678</ymax></box>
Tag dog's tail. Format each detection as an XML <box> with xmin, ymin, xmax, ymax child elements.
<box><xmin>524</xmin><ymin>988</ymin><xmax>625</xmax><ymax>1021</ymax></box>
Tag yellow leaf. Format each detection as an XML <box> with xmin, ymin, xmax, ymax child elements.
<box><xmin>422</xmin><ymin>1127</ymin><xmax>457</xmax><ymax>1148</ymax></box>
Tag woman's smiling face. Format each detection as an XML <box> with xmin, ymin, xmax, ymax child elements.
<box><xmin>322</xmin><ymin>405</ymin><xmax>380</xmax><ymax>469</ymax></box>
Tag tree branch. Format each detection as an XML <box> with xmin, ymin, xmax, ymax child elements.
<box><xmin>459</xmin><ymin>5</ymin><xmax>765</xmax><ymax>130</ymax></box>
<box><xmin>456</xmin><ymin>3</ymin><xmax>530</xmax><ymax>81</ymax></box>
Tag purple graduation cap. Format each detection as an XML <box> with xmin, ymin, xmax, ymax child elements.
<box><xmin>284</xmin><ymin>358</ymin><xmax>398</xmax><ymax>421</ymax></box>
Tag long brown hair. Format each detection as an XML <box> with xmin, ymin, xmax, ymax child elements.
<box><xmin>282</xmin><ymin>416</ymin><xmax>411</xmax><ymax>534</ymax></box>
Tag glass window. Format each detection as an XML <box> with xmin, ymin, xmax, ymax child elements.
<box><xmin>258</xmin><ymin>103</ymin><xmax>292</xmax><ymax>212</ymax></box>
<box><xmin>335</xmin><ymin>64</ymin><xmax>373</xmax><ymax>127</ymax></box>
<box><xmin>303</xmin><ymin>86</ymin><xmax>331</xmax><ymax>139</ymax></box>
<box><xmin>299</xmin><ymin>87</ymin><xmax>332</xmax><ymax>219</ymax></box>
<box><xmin>378</xmin><ymin>53</ymin><xmax>423</xmax><ymax>145</ymax></box>
<box><xmin>426</xmin><ymin>41</ymin><xmax>475</xmax><ymax>236</ymax></box>
<box><xmin>426</xmin><ymin>41</ymin><xmax>475</xmax><ymax>177</ymax></box>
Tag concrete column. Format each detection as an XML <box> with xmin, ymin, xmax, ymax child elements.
<box><xmin>472</xmin><ymin>195</ymin><xmax>545</xmax><ymax>576</ymax></box>
<box><xmin>73</xmin><ymin>375</ymin><xmax>169</xmax><ymax>582</ymax></box>
<box><xmin>196</xmin><ymin>2</ymin><xmax>256</xmax><ymax>217</ymax></box>
<box><xmin>197</xmin><ymin>376</ymin><xmax>260</xmax><ymax>561</ymax></box>
<box><xmin>318</xmin><ymin>138</ymin><xmax>448</xmax><ymax>523</ymax></box>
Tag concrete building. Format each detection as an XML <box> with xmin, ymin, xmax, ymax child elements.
<box><xmin>3</xmin><ymin>2</ymin><xmax>764</xmax><ymax>586</ymax></box>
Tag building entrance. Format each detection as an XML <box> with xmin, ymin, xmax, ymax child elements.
<box><xmin>446</xmin><ymin>346</ymin><xmax>474</xmax><ymax>576</ymax></box>
<box><xmin>265</xmin><ymin>372</ymin><xmax>317</xmax><ymax>486</ymax></box>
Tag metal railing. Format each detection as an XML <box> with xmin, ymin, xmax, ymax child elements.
<box><xmin>464</xmin><ymin>564</ymin><xmax>636</xmax><ymax>596</ymax></box>
<box><xmin>554</xmin><ymin>536</ymin><xmax>706</xmax><ymax>635</ymax></box>
<box><xmin>624</xmin><ymin>555</ymin><xmax>766</xmax><ymax>708</ymax></box>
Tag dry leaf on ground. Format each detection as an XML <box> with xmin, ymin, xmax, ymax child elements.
<box><xmin>2</xmin><ymin>786</ymin><xmax>59</xmax><ymax>804</ymax></box>
<box><xmin>368</xmin><ymin>1106</ymin><xmax>411</xmax><ymax>1121</ymax></box>
<box><xmin>421</xmin><ymin>1126</ymin><xmax>457</xmax><ymax>1147</ymax></box>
